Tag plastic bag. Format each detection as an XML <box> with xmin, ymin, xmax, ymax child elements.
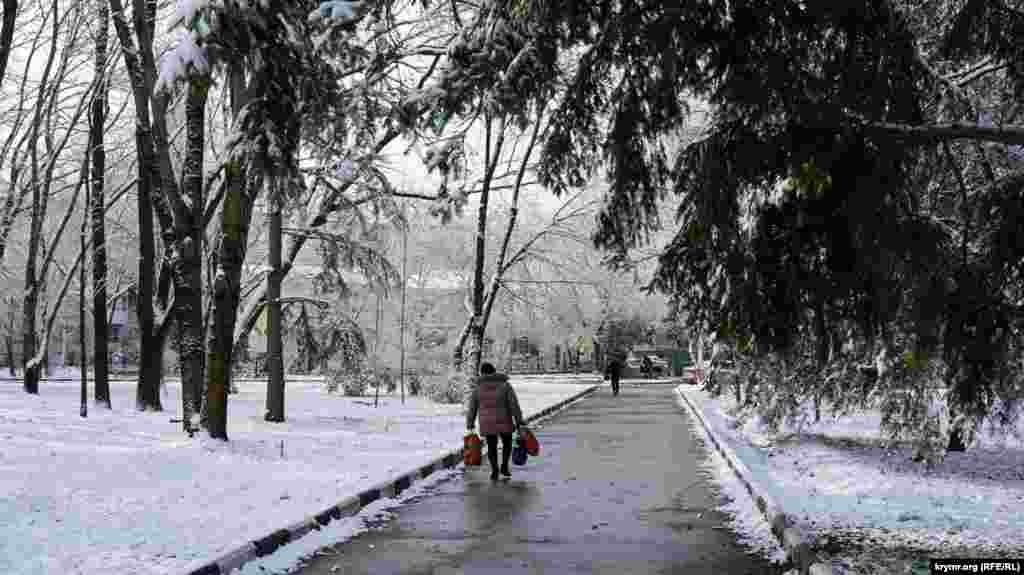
<box><xmin>511</xmin><ymin>435</ymin><xmax>529</xmax><ymax>466</ymax></box>
<box><xmin>520</xmin><ymin>427</ymin><xmax>540</xmax><ymax>456</ymax></box>
<box><xmin>464</xmin><ymin>432</ymin><xmax>482</xmax><ymax>466</ymax></box>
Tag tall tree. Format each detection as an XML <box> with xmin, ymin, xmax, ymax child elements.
<box><xmin>22</xmin><ymin>0</ymin><xmax>69</xmax><ymax>393</ymax></box>
<box><xmin>203</xmin><ymin>62</ymin><xmax>250</xmax><ymax>440</ymax></box>
<box><xmin>461</xmin><ymin>113</ymin><xmax>506</xmax><ymax>375</ymax></box>
<box><xmin>172</xmin><ymin>71</ymin><xmax>209</xmax><ymax>429</ymax></box>
<box><xmin>80</xmin><ymin>154</ymin><xmax>89</xmax><ymax>418</ymax></box>
<box><xmin>0</xmin><ymin>0</ymin><xmax>17</xmax><ymax>86</ymax></box>
<box><xmin>90</xmin><ymin>0</ymin><xmax>110</xmax><ymax>406</ymax></box>
<box><xmin>108</xmin><ymin>0</ymin><xmax>162</xmax><ymax>410</ymax></box>
<box><xmin>264</xmin><ymin>175</ymin><xmax>285</xmax><ymax>422</ymax></box>
<box><xmin>471</xmin><ymin>0</ymin><xmax>1024</xmax><ymax>453</ymax></box>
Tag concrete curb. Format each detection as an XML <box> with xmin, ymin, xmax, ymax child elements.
<box><xmin>673</xmin><ymin>386</ymin><xmax>834</xmax><ymax>575</ymax></box>
<box><xmin>183</xmin><ymin>383</ymin><xmax>600</xmax><ymax>575</ymax></box>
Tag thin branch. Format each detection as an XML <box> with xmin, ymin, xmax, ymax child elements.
<box><xmin>201</xmin><ymin>163</ymin><xmax>226</xmax><ymax>228</ymax></box>
<box><xmin>867</xmin><ymin>122</ymin><xmax>1024</xmax><ymax>145</ymax></box>
<box><xmin>502</xmin><ymin>279</ymin><xmax>599</xmax><ymax>285</ymax></box>
<box><xmin>955</xmin><ymin>62</ymin><xmax>1012</xmax><ymax>88</ymax></box>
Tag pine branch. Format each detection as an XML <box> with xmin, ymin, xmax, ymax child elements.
<box><xmin>951</xmin><ymin>61</ymin><xmax>1011</xmax><ymax>88</ymax></box>
<box><xmin>867</xmin><ymin>122</ymin><xmax>1024</xmax><ymax>145</ymax></box>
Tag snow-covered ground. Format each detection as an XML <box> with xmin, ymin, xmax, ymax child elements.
<box><xmin>678</xmin><ymin>384</ymin><xmax>1024</xmax><ymax>571</ymax></box>
<box><xmin>673</xmin><ymin>389</ymin><xmax>789</xmax><ymax>565</ymax></box>
<box><xmin>0</xmin><ymin>370</ymin><xmax>595</xmax><ymax>575</ymax></box>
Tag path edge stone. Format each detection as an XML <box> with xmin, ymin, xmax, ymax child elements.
<box><xmin>181</xmin><ymin>382</ymin><xmax>601</xmax><ymax>575</ymax></box>
<box><xmin>673</xmin><ymin>385</ymin><xmax>834</xmax><ymax>575</ymax></box>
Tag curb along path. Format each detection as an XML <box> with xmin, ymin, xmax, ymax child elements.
<box><xmin>674</xmin><ymin>385</ymin><xmax>834</xmax><ymax>575</ymax></box>
<box><xmin>183</xmin><ymin>383</ymin><xmax>602</xmax><ymax>575</ymax></box>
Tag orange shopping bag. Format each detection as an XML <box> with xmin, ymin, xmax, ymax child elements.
<box><xmin>520</xmin><ymin>427</ymin><xmax>539</xmax><ymax>456</ymax></box>
<box><xmin>464</xmin><ymin>433</ymin><xmax>482</xmax><ymax>466</ymax></box>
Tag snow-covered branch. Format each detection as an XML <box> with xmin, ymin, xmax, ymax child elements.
<box><xmin>867</xmin><ymin>122</ymin><xmax>1024</xmax><ymax>145</ymax></box>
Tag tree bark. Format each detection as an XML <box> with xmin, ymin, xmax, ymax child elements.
<box><xmin>176</xmin><ymin>78</ymin><xmax>208</xmax><ymax>430</ymax></box>
<box><xmin>265</xmin><ymin>175</ymin><xmax>285</xmax><ymax>422</ymax></box>
<box><xmin>868</xmin><ymin>121</ymin><xmax>1024</xmax><ymax>145</ymax></box>
<box><xmin>109</xmin><ymin>0</ymin><xmax>161</xmax><ymax>411</ymax></box>
<box><xmin>21</xmin><ymin>0</ymin><xmax>60</xmax><ymax>393</ymax></box>
<box><xmin>80</xmin><ymin>154</ymin><xmax>89</xmax><ymax>418</ymax></box>
<box><xmin>90</xmin><ymin>0</ymin><xmax>110</xmax><ymax>407</ymax></box>
<box><xmin>205</xmin><ymin>64</ymin><xmax>253</xmax><ymax>439</ymax></box>
<box><xmin>0</xmin><ymin>0</ymin><xmax>17</xmax><ymax>88</ymax></box>
<box><xmin>205</xmin><ymin>159</ymin><xmax>245</xmax><ymax>440</ymax></box>
<box><xmin>456</xmin><ymin>114</ymin><xmax>506</xmax><ymax>375</ymax></box>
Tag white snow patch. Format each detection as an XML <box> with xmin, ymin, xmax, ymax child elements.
<box><xmin>175</xmin><ymin>0</ymin><xmax>210</xmax><ymax>25</ymax></box>
<box><xmin>677</xmin><ymin>385</ymin><xmax>1024</xmax><ymax>557</ymax></box>
<box><xmin>155</xmin><ymin>30</ymin><xmax>210</xmax><ymax>93</ymax></box>
<box><xmin>231</xmin><ymin>467</ymin><xmax>462</xmax><ymax>574</ymax></box>
<box><xmin>0</xmin><ymin>371</ymin><xmax>594</xmax><ymax>575</ymax></box>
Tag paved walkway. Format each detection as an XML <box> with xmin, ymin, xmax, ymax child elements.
<box><xmin>295</xmin><ymin>383</ymin><xmax>784</xmax><ymax>574</ymax></box>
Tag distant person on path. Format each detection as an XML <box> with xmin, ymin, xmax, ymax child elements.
<box><xmin>466</xmin><ymin>362</ymin><xmax>524</xmax><ymax>481</ymax></box>
<box><xmin>642</xmin><ymin>355</ymin><xmax>653</xmax><ymax>379</ymax></box>
<box><xmin>604</xmin><ymin>357</ymin><xmax>622</xmax><ymax>396</ymax></box>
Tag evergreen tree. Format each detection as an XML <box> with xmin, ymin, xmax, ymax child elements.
<box><xmin>446</xmin><ymin>0</ymin><xmax>1024</xmax><ymax>456</ymax></box>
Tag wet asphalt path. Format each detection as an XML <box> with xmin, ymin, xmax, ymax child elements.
<box><xmin>295</xmin><ymin>382</ymin><xmax>784</xmax><ymax>575</ymax></box>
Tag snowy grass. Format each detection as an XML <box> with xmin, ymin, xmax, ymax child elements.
<box><xmin>678</xmin><ymin>384</ymin><xmax>1024</xmax><ymax>563</ymax></box>
<box><xmin>0</xmin><ymin>372</ymin><xmax>595</xmax><ymax>575</ymax></box>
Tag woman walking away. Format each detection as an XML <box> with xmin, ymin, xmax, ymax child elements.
<box><xmin>604</xmin><ymin>357</ymin><xmax>622</xmax><ymax>396</ymax></box>
<box><xmin>467</xmin><ymin>362</ymin><xmax>524</xmax><ymax>481</ymax></box>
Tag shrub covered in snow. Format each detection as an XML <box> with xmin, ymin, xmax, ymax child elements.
<box><xmin>327</xmin><ymin>365</ymin><xmax>373</xmax><ymax>397</ymax></box>
<box><xmin>406</xmin><ymin>372</ymin><xmax>422</xmax><ymax>396</ymax></box>
<box><xmin>422</xmin><ymin>370</ymin><xmax>472</xmax><ymax>404</ymax></box>
<box><xmin>369</xmin><ymin>368</ymin><xmax>396</xmax><ymax>393</ymax></box>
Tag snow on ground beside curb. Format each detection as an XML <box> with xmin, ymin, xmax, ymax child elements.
<box><xmin>677</xmin><ymin>385</ymin><xmax>1024</xmax><ymax>557</ymax></box>
<box><xmin>232</xmin><ymin>467</ymin><xmax>464</xmax><ymax>575</ymax></box>
<box><xmin>0</xmin><ymin>374</ymin><xmax>595</xmax><ymax>575</ymax></box>
<box><xmin>673</xmin><ymin>388</ymin><xmax>788</xmax><ymax>565</ymax></box>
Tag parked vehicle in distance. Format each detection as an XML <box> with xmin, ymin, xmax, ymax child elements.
<box><xmin>645</xmin><ymin>355</ymin><xmax>668</xmax><ymax>375</ymax></box>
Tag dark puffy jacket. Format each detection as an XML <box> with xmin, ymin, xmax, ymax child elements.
<box><xmin>466</xmin><ymin>374</ymin><xmax>523</xmax><ymax>434</ymax></box>
<box><xmin>605</xmin><ymin>360</ymin><xmax>623</xmax><ymax>380</ymax></box>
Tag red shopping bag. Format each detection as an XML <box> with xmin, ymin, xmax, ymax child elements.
<box><xmin>520</xmin><ymin>427</ymin><xmax>539</xmax><ymax>456</ymax></box>
<box><xmin>464</xmin><ymin>433</ymin><xmax>482</xmax><ymax>466</ymax></box>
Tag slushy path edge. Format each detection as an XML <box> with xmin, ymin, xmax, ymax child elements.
<box><xmin>675</xmin><ymin>385</ymin><xmax>834</xmax><ymax>575</ymax></box>
<box><xmin>182</xmin><ymin>382</ymin><xmax>602</xmax><ymax>575</ymax></box>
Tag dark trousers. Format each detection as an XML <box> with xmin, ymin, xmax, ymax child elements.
<box><xmin>611</xmin><ymin>376</ymin><xmax>620</xmax><ymax>395</ymax></box>
<box><xmin>485</xmin><ymin>432</ymin><xmax>513</xmax><ymax>472</ymax></box>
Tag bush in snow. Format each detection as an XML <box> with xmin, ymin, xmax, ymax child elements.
<box><xmin>406</xmin><ymin>372</ymin><xmax>422</xmax><ymax>396</ymax></box>
<box><xmin>327</xmin><ymin>365</ymin><xmax>373</xmax><ymax>397</ymax></box>
<box><xmin>422</xmin><ymin>370</ymin><xmax>472</xmax><ymax>404</ymax></box>
<box><xmin>369</xmin><ymin>368</ymin><xmax>396</xmax><ymax>393</ymax></box>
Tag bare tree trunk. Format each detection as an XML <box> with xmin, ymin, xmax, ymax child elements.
<box><xmin>399</xmin><ymin>211</ymin><xmax>407</xmax><ymax>404</ymax></box>
<box><xmin>21</xmin><ymin>0</ymin><xmax>60</xmax><ymax>394</ymax></box>
<box><xmin>90</xmin><ymin>0</ymin><xmax>110</xmax><ymax>407</ymax></box>
<box><xmin>265</xmin><ymin>176</ymin><xmax>285</xmax><ymax>422</ymax></box>
<box><xmin>80</xmin><ymin>161</ymin><xmax>88</xmax><ymax>418</ymax></box>
<box><xmin>6</xmin><ymin>299</ymin><xmax>14</xmax><ymax>376</ymax></box>
<box><xmin>456</xmin><ymin>114</ymin><xmax>506</xmax><ymax>375</ymax></box>
<box><xmin>452</xmin><ymin>101</ymin><xmax>549</xmax><ymax>374</ymax></box>
<box><xmin>205</xmin><ymin>64</ymin><xmax>252</xmax><ymax>439</ymax></box>
<box><xmin>109</xmin><ymin>0</ymin><xmax>161</xmax><ymax>411</ymax></box>
<box><xmin>0</xmin><ymin>0</ymin><xmax>17</xmax><ymax>87</ymax></box>
<box><xmin>206</xmin><ymin>159</ymin><xmax>245</xmax><ymax>440</ymax></box>
<box><xmin>177</xmin><ymin>78</ymin><xmax>207</xmax><ymax>428</ymax></box>
<box><xmin>22</xmin><ymin>173</ymin><xmax>43</xmax><ymax>393</ymax></box>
